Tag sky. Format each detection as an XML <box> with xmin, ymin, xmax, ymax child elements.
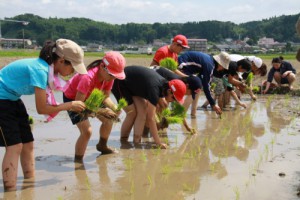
<box><xmin>0</xmin><ymin>0</ymin><xmax>299</xmax><ymax>25</ymax></box>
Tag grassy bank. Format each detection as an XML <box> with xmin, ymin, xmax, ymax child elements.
<box><xmin>0</xmin><ymin>49</ymin><xmax>297</xmax><ymax>60</ymax></box>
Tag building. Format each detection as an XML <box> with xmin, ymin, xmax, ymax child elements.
<box><xmin>257</xmin><ymin>37</ymin><xmax>278</xmax><ymax>48</ymax></box>
<box><xmin>187</xmin><ymin>39</ymin><xmax>207</xmax><ymax>53</ymax></box>
<box><xmin>0</xmin><ymin>38</ymin><xmax>32</xmax><ymax>49</ymax></box>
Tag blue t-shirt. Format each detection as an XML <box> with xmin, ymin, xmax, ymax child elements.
<box><xmin>0</xmin><ymin>58</ymin><xmax>49</xmax><ymax>100</ymax></box>
<box><xmin>178</xmin><ymin>51</ymin><xmax>216</xmax><ymax>106</ymax></box>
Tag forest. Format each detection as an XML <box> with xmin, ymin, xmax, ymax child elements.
<box><xmin>1</xmin><ymin>13</ymin><xmax>300</xmax><ymax>46</ymax></box>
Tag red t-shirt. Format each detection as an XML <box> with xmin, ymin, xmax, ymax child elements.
<box><xmin>153</xmin><ymin>45</ymin><xmax>178</xmax><ymax>64</ymax></box>
<box><xmin>64</xmin><ymin>67</ymin><xmax>113</xmax><ymax>100</ymax></box>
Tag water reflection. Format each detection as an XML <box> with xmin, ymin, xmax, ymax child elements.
<box><xmin>1</xmin><ymin>96</ymin><xmax>300</xmax><ymax>200</ymax></box>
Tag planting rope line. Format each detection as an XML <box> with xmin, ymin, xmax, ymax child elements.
<box><xmin>0</xmin><ymin>126</ymin><xmax>8</xmax><ymax>147</ymax></box>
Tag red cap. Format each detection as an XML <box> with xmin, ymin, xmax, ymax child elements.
<box><xmin>173</xmin><ymin>34</ymin><xmax>189</xmax><ymax>48</ymax></box>
<box><xmin>103</xmin><ymin>51</ymin><xmax>126</xmax><ymax>80</ymax></box>
<box><xmin>168</xmin><ymin>79</ymin><xmax>186</xmax><ymax>104</ymax></box>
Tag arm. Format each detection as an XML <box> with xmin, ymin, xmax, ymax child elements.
<box><xmin>102</xmin><ymin>90</ymin><xmax>118</xmax><ymax>111</ymax></box>
<box><xmin>35</xmin><ymin>87</ymin><xmax>85</xmax><ymax>114</ymax></box>
<box><xmin>228</xmin><ymin>74</ymin><xmax>246</xmax><ymax>88</ymax></box>
<box><xmin>147</xmin><ymin>103</ymin><xmax>167</xmax><ymax>149</ymax></box>
<box><xmin>174</xmin><ymin>69</ymin><xmax>188</xmax><ymax>77</ymax></box>
<box><xmin>263</xmin><ymin>82</ymin><xmax>271</xmax><ymax>94</ymax></box>
<box><xmin>150</xmin><ymin>60</ymin><xmax>159</xmax><ymax>66</ymax></box>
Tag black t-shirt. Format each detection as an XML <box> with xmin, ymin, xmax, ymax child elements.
<box><xmin>154</xmin><ymin>67</ymin><xmax>180</xmax><ymax>80</ymax></box>
<box><xmin>213</xmin><ymin>67</ymin><xmax>228</xmax><ymax>78</ymax></box>
<box><xmin>228</xmin><ymin>61</ymin><xmax>238</xmax><ymax>76</ymax></box>
<box><xmin>121</xmin><ymin>66</ymin><xmax>167</xmax><ymax>106</ymax></box>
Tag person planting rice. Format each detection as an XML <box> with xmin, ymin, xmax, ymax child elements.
<box><xmin>175</xmin><ymin>51</ymin><xmax>231</xmax><ymax>117</ymax></box>
<box><xmin>151</xmin><ymin>65</ymin><xmax>201</xmax><ymax>133</ymax></box>
<box><xmin>150</xmin><ymin>34</ymin><xmax>189</xmax><ymax>66</ymax></box>
<box><xmin>63</xmin><ymin>51</ymin><xmax>126</xmax><ymax>162</ymax></box>
<box><xmin>263</xmin><ymin>56</ymin><xmax>296</xmax><ymax>94</ymax></box>
<box><xmin>112</xmin><ymin>66</ymin><xmax>186</xmax><ymax>149</ymax></box>
<box><xmin>200</xmin><ymin>58</ymin><xmax>251</xmax><ymax>110</ymax></box>
<box><xmin>0</xmin><ymin>39</ymin><xmax>87</xmax><ymax>191</ymax></box>
<box><xmin>229</xmin><ymin>54</ymin><xmax>267</xmax><ymax>101</ymax></box>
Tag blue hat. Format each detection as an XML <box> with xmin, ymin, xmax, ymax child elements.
<box><xmin>186</xmin><ymin>76</ymin><xmax>202</xmax><ymax>99</ymax></box>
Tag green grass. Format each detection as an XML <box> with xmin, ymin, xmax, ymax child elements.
<box><xmin>1</xmin><ymin>50</ymin><xmax>297</xmax><ymax>60</ymax></box>
<box><xmin>0</xmin><ymin>49</ymin><xmax>152</xmax><ymax>58</ymax></box>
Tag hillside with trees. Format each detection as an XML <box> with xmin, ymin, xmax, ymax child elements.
<box><xmin>1</xmin><ymin>13</ymin><xmax>299</xmax><ymax>46</ymax></box>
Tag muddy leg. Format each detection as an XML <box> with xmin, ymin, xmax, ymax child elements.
<box><xmin>2</xmin><ymin>143</ymin><xmax>22</xmax><ymax>191</ymax></box>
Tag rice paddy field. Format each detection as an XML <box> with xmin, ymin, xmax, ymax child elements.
<box><xmin>1</xmin><ymin>51</ymin><xmax>300</xmax><ymax>200</ymax></box>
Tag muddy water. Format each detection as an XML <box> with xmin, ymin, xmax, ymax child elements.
<box><xmin>1</xmin><ymin>93</ymin><xmax>300</xmax><ymax>200</ymax></box>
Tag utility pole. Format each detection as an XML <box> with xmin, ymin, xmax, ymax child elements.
<box><xmin>0</xmin><ymin>19</ymin><xmax>30</xmax><ymax>48</ymax></box>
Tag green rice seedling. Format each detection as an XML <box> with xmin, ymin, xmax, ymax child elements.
<box><xmin>171</xmin><ymin>102</ymin><xmax>186</xmax><ymax>117</ymax></box>
<box><xmin>175</xmin><ymin>159</ymin><xmax>184</xmax><ymax>168</ymax></box>
<box><xmin>28</xmin><ymin>116</ymin><xmax>34</xmax><ymax>124</ymax></box>
<box><xmin>161</xmin><ymin>164</ymin><xmax>172</xmax><ymax>175</ymax></box>
<box><xmin>157</xmin><ymin>102</ymin><xmax>186</xmax><ymax>129</ymax></box>
<box><xmin>124</xmin><ymin>157</ymin><xmax>134</xmax><ymax>171</ymax></box>
<box><xmin>151</xmin><ymin>146</ymin><xmax>161</xmax><ymax>156</ymax></box>
<box><xmin>86</xmin><ymin>177</ymin><xmax>91</xmax><ymax>190</ymax></box>
<box><xmin>210</xmin><ymin>163</ymin><xmax>216</xmax><ymax>174</ymax></box>
<box><xmin>233</xmin><ymin>186</ymin><xmax>240</xmax><ymax>200</ymax></box>
<box><xmin>84</xmin><ymin>89</ymin><xmax>106</xmax><ymax>112</ymax></box>
<box><xmin>141</xmin><ymin>152</ymin><xmax>147</xmax><ymax>162</ymax></box>
<box><xmin>252</xmin><ymin>86</ymin><xmax>260</xmax><ymax>93</ymax></box>
<box><xmin>245</xmin><ymin>72</ymin><xmax>254</xmax><ymax>85</ymax></box>
<box><xmin>159</xmin><ymin>57</ymin><xmax>178</xmax><ymax>71</ymax></box>
<box><xmin>115</xmin><ymin>98</ymin><xmax>128</xmax><ymax>112</ymax></box>
<box><xmin>210</xmin><ymin>82</ymin><xmax>216</xmax><ymax>92</ymax></box>
<box><xmin>127</xmin><ymin>181</ymin><xmax>135</xmax><ymax>196</ymax></box>
<box><xmin>264</xmin><ymin>144</ymin><xmax>269</xmax><ymax>161</ymax></box>
<box><xmin>57</xmin><ymin>197</ymin><xmax>63</xmax><ymax>200</ymax></box>
<box><xmin>147</xmin><ymin>175</ymin><xmax>152</xmax><ymax>186</ymax></box>
<box><xmin>182</xmin><ymin>183</ymin><xmax>195</xmax><ymax>192</ymax></box>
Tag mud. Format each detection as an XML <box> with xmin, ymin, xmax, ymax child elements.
<box><xmin>0</xmin><ymin>57</ymin><xmax>300</xmax><ymax>200</ymax></box>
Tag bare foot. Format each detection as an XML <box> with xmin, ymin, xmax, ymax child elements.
<box><xmin>96</xmin><ymin>144</ymin><xmax>116</xmax><ymax>154</ymax></box>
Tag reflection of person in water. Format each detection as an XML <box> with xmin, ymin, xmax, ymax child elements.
<box><xmin>208</xmin><ymin>103</ymin><xmax>267</xmax><ymax>162</ymax></box>
<box><xmin>266</xmin><ymin>100</ymin><xmax>294</xmax><ymax>133</ymax></box>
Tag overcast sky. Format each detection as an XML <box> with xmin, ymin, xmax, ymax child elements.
<box><xmin>0</xmin><ymin>0</ymin><xmax>299</xmax><ymax>24</ymax></box>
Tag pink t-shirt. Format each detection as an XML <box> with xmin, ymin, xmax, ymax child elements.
<box><xmin>64</xmin><ymin>67</ymin><xmax>113</xmax><ymax>100</ymax></box>
<box><xmin>153</xmin><ymin>45</ymin><xmax>178</xmax><ymax>64</ymax></box>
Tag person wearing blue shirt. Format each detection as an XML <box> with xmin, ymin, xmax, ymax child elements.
<box><xmin>175</xmin><ymin>51</ymin><xmax>230</xmax><ymax>116</ymax></box>
<box><xmin>0</xmin><ymin>39</ymin><xmax>87</xmax><ymax>191</ymax></box>
<box><xmin>263</xmin><ymin>57</ymin><xmax>296</xmax><ymax>94</ymax></box>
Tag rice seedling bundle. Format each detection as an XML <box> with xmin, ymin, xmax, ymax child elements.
<box><xmin>159</xmin><ymin>58</ymin><xmax>178</xmax><ymax>71</ymax></box>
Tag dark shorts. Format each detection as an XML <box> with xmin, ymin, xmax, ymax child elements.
<box><xmin>280</xmin><ymin>77</ymin><xmax>289</xmax><ymax>84</ymax></box>
<box><xmin>0</xmin><ymin>99</ymin><xmax>34</xmax><ymax>147</ymax></box>
<box><xmin>63</xmin><ymin>94</ymin><xmax>88</xmax><ymax>125</ymax></box>
<box><xmin>111</xmin><ymin>80</ymin><xmax>133</xmax><ymax>106</ymax></box>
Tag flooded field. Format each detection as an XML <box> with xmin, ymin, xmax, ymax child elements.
<box><xmin>0</xmin><ymin>56</ymin><xmax>300</xmax><ymax>200</ymax></box>
<box><xmin>1</xmin><ymin>93</ymin><xmax>300</xmax><ymax>200</ymax></box>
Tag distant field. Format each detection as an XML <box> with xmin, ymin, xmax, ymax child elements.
<box><xmin>0</xmin><ymin>49</ymin><xmax>298</xmax><ymax>60</ymax></box>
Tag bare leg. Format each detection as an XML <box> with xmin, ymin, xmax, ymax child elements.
<box><xmin>132</xmin><ymin>96</ymin><xmax>147</xmax><ymax>143</ymax></box>
<box><xmin>20</xmin><ymin>142</ymin><xmax>35</xmax><ymax>178</ymax></box>
<box><xmin>2</xmin><ymin>143</ymin><xmax>22</xmax><ymax>191</ymax></box>
<box><xmin>183</xmin><ymin>95</ymin><xmax>192</xmax><ymax>112</ymax></box>
<box><xmin>190</xmin><ymin>92</ymin><xmax>201</xmax><ymax>117</ymax></box>
<box><xmin>74</xmin><ymin>120</ymin><xmax>92</xmax><ymax>161</ymax></box>
<box><xmin>217</xmin><ymin>94</ymin><xmax>223</xmax><ymax>109</ymax></box>
<box><xmin>120</xmin><ymin>104</ymin><xmax>136</xmax><ymax>141</ymax></box>
<box><xmin>96</xmin><ymin>116</ymin><xmax>115</xmax><ymax>154</ymax></box>
<box><xmin>287</xmin><ymin>73</ymin><xmax>296</xmax><ymax>90</ymax></box>
<box><xmin>273</xmin><ymin>72</ymin><xmax>282</xmax><ymax>87</ymax></box>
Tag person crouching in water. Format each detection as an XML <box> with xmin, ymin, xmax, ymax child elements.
<box><xmin>63</xmin><ymin>51</ymin><xmax>126</xmax><ymax>162</ymax></box>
